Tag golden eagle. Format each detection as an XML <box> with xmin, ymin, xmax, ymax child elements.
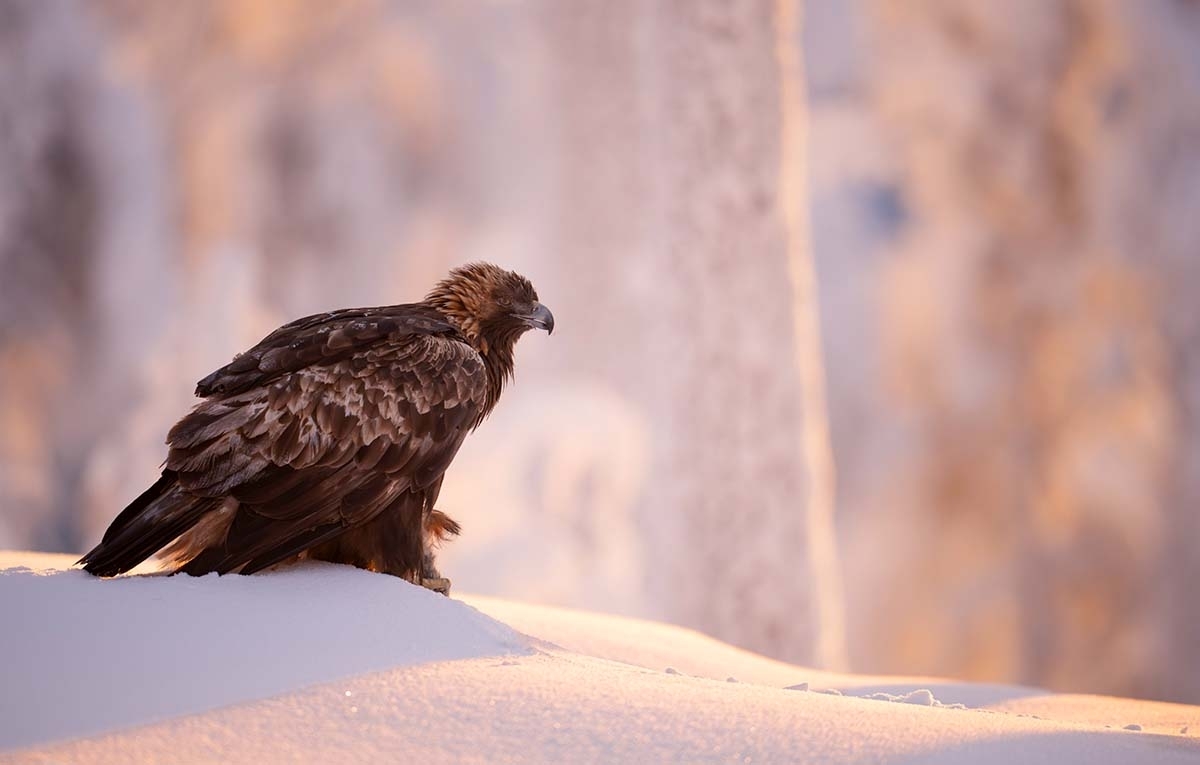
<box><xmin>79</xmin><ymin>263</ymin><xmax>553</xmax><ymax>593</ymax></box>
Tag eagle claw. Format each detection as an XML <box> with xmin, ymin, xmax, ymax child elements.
<box><xmin>421</xmin><ymin>576</ymin><xmax>452</xmax><ymax>596</ymax></box>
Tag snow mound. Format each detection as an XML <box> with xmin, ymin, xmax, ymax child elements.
<box><xmin>3</xmin><ymin>552</ymin><xmax>1200</xmax><ymax>764</ymax></box>
<box><xmin>0</xmin><ymin>554</ymin><xmax>528</xmax><ymax>750</ymax></box>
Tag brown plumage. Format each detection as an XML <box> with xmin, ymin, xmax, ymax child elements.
<box><xmin>79</xmin><ymin>263</ymin><xmax>553</xmax><ymax>591</ymax></box>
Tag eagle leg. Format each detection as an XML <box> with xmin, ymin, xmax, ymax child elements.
<box><xmin>421</xmin><ymin>576</ymin><xmax>452</xmax><ymax>595</ymax></box>
<box><xmin>417</xmin><ymin>508</ymin><xmax>459</xmax><ymax>596</ymax></box>
<box><xmin>419</xmin><ymin>549</ymin><xmax>451</xmax><ymax>595</ymax></box>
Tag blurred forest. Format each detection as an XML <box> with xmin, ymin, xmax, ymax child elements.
<box><xmin>1</xmin><ymin>0</ymin><xmax>1199</xmax><ymax>703</ymax></box>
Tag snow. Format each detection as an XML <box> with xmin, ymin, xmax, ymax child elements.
<box><xmin>3</xmin><ymin>552</ymin><xmax>1200</xmax><ymax>764</ymax></box>
<box><xmin>0</xmin><ymin>552</ymin><xmax>526</xmax><ymax>750</ymax></box>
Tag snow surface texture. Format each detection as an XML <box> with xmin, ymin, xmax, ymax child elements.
<box><xmin>3</xmin><ymin>552</ymin><xmax>1200</xmax><ymax>764</ymax></box>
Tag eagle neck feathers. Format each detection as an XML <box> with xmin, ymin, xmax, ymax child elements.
<box><xmin>424</xmin><ymin>281</ymin><xmax>517</xmax><ymax>421</ymax></box>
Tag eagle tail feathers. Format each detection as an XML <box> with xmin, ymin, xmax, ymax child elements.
<box><xmin>78</xmin><ymin>472</ymin><xmax>217</xmax><ymax>577</ymax></box>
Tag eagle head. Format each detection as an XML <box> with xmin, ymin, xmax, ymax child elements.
<box><xmin>426</xmin><ymin>263</ymin><xmax>554</xmax><ymax>350</ymax></box>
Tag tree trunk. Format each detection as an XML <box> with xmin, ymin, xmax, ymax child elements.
<box><xmin>534</xmin><ymin>0</ymin><xmax>845</xmax><ymax>666</ymax></box>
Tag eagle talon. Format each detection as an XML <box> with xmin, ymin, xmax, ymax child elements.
<box><xmin>421</xmin><ymin>576</ymin><xmax>452</xmax><ymax>596</ymax></box>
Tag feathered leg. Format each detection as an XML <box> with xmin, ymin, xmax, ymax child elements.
<box><xmin>420</xmin><ymin>509</ymin><xmax>460</xmax><ymax>595</ymax></box>
<box><xmin>307</xmin><ymin>495</ymin><xmax>458</xmax><ymax>595</ymax></box>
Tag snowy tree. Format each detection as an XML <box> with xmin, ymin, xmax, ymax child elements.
<box><xmin>0</xmin><ymin>0</ymin><xmax>170</xmax><ymax>553</ymax></box>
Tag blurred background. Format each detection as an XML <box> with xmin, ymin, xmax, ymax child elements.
<box><xmin>2</xmin><ymin>0</ymin><xmax>1199</xmax><ymax>703</ymax></box>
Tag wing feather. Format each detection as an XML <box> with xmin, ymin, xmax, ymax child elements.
<box><xmin>193</xmin><ymin>304</ymin><xmax>457</xmax><ymax>398</ymax></box>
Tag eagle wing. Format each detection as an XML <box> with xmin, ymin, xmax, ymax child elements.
<box><xmin>164</xmin><ymin>305</ymin><xmax>487</xmax><ymax>574</ymax></box>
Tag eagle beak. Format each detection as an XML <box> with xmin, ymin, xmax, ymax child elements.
<box><xmin>524</xmin><ymin>303</ymin><xmax>555</xmax><ymax>335</ymax></box>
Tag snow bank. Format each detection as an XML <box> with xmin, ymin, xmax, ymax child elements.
<box><xmin>0</xmin><ymin>552</ymin><xmax>527</xmax><ymax>750</ymax></box>
<box><xmin>3</xmin><ymin>552</ymin><xmax>1200</xmax><ymax>764</ymax></box>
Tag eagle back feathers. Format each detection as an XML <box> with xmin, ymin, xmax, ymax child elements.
<box><xmin>161</xmin><ymin>303</ymin><xmax>490</xmax><ymax>575</ymax></box>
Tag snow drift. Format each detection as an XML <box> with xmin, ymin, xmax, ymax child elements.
<box><xmin>2</xmin><ymin>552</ymin><xmax>1199</xmax><ymax>764</ymax></box>
<box><xmin>0</xmin><ymin>552</ymin><xmax>527</xmax><ymax>749</ymax></box>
